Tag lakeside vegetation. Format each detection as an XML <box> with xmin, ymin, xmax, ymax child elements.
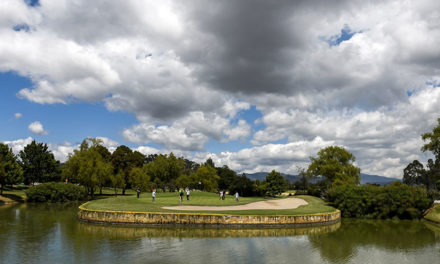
<box><xmin>82</xmin><ymin>192</ymin><xmax>336</xmax><ymax>216</ymax></box>
<box><xmin>2</xmin><ymin>118</ymin><xmax>440</xmax><ymax>219</ymax></box>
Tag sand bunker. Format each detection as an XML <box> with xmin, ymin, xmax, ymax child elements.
<box><xmin>162</xmin><ymin>197</ymin><xmax>308</xmax><ymax>211</ymax></box>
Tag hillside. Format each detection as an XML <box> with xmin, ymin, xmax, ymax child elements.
<box><xmin>244</xmin><ymin>172</ymin><xmax>399</xmax><ymax>185</ymax></box>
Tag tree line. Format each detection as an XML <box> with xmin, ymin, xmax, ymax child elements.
<box><xmin>0</xmin><ymin>137</ymin><xmax>290</xmax><ymax>198</ymax></box>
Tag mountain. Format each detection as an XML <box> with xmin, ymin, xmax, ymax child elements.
<box><xmin>360</xmin><ymin>173</ymin><xmax>399</xmax><ymax>185</ymax></box>
<box><xmin>244</xmin><ymin>172</ymin><xmax>399</xmax><ymax>185</ymax></box>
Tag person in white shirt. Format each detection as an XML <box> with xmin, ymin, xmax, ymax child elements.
<box><xmin>235</xmin><ymin>192</ymin><xmax>239</xmax><ymax>202</ymax></box>
<box><xmin>186</xmin><ymin>189</ymin><xmax>190</xmax><ymax>201</ymax></box>
<box><xmin>152</xmin><ymin>190</ymin><xmax>156</xmax><ymax>202</ymax></box>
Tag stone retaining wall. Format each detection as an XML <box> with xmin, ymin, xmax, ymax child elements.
<box><xmin>78</xmin><ymin>205</ymin><xmax>340</xmax><ymax>227</ymax></box>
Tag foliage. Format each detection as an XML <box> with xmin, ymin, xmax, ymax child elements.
<box><xmin>111</xmin><ymin>145</ymin><xmax>136</xmax><ymax>194</ymax></box>
<box><xmin>217</xmin><ymin>165</ymin><xmax>237</xmax><ymax>191</ymax></box>
<box><xmin>62</xmin><ymin>139</ymin><xmax>113</xmax><ymax>197</ymax></box>
<box><xmin>129</xmin><ymin>167</ymin><xmax>150</xmax><ymax>192</ymax></box>
<box><xmin>229</xmin><ymin>173</ymin><xmax>255</xmax><ymax>196</ymax></box>
<box><xmin>326</xmin><ymin>182</ymin><xmax>431</xmax><ymax>219</ymax></box>
<box><xmin>403</xmin><ymin>160</ymin><xmax>425</xmax><ymax>186</ymax></box>
<box><xmin>421</xmin><ymin>117</ymin><xmax>440</xmax><ymax>159</ymax></box>
<box><xmin>0</xmin><ymin>143</ymin><xmax>23</xmax><ymax>195</ymax></box>
<box><xmin>109</xmin><ymin>170</ymin><xmax>125</xmax><ymax>195</ymax></box>
<box><xmin>194</xmin><ymin>164</ymin><xmax>219</xmax><ymax>192</ymax></box>
<box><xmin>143</xmin><ymin>153</ymin><xmax>185</xmax><ymax>191</ymax></box>
<box><xmin>307</xmin><ymin>146</ymin><xmax>360</xmax><ymax>187</ymax></box>
<box><xmin>25</xmin><ymin>182</ymin><xmax>86</xmax><ymax>202</ymax></box>
<box><xmin>19</xmin><ymin>140</ymin><xmax>60</xmax><ymax>184</ymax></box>
<box><xmin>403</xmin><ymin>119</ymin><xmax>440</xmax><ymax>190</ymax></box>
<box><xmin>265</xmin><ymin>170</ymin><xmax>288</xmax><ymax>196</ymax></box>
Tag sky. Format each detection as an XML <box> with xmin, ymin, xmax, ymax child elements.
<box><xmin>1</xmin><ymin>0</ymin><xmax>439</xmax><ymax>178</ymax></box>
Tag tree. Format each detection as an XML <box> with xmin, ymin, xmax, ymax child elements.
<box><xmin>403</xmin><ymin>160</ymin><xmax>425</xmax><ymax>186</ymax></box>
<box><xmin>0</xmin><ymin>143</ymin><xmax>23</xmax><ymax>195</ymax></box>
<box><xmin>403</xmin><ymin>119</ymin><xmax>440</xmax><ymax>190</ymax></box>
<box><xmin>111</xmin><ymin>145</ymin><xmax>135</xmax><ymax>195</ymax></box>
<box><xmin>109</xmin><ymin>170</ymin><xmax>125</xmax><ymax>195</ymax></box>
<box><xmin>217</xmin><ymin>165</ymin><xmax>238</xmax><ymax>191</ymax></box>
<box><xmin>265</xmin><ymin>170</ymin><xmax>288</xmax><ymax>196</ymax></box>
<box><xmin>307</xmin><ymin>146</ymin><xmax>360</xmax><ymax>187</ymax></box>
<box><xmin>19</xmin><ymin>140</ymin><xmax>60</xmax><ymax>184</ymax></box>
<box><xmin>422</xmin><ymin>117</ymin><xmax>440</xmax><ymax>160</ymax></box>
<box><xmin>229</xmin><ymin>173</ymin><xmax>255</xmax><ymax>196</ymax></box>
<box><xmin>143</xmin><ymin>153</ymin><xmax>185</xmax><ymax>191</ymax></box>
<box><xmin>62</xmin><ymin>139</ymin><xmax>113</xmax><ymax>198</ymax></box>
<box><xmin>195</xmin><ymin>164</ymin><xmax>219</xmax><ymax>192</ymax></box>
<box><xmin>129</xmin><ymin>166</ymin><xmax>150</xmax><ymax>192</ymax></box>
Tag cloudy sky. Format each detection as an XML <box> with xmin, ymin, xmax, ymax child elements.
<box><xmin>1</xmin><ymin>0</ymin><xmax>439</xmax><ymax>178</ymax></box>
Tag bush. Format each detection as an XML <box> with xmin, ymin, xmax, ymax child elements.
<box><xmin>25</xmin><ymin>182</ymin><xmax>86</xmax><ymax>202</ymax></box>
<box><xmin>326</xmin><ymin>182</ymin><xmax>432</xmax><ymax>219</ymax></box>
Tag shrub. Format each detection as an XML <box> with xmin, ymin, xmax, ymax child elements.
<box><xmin>25</xmin><ymin>182</ymin><xmax>86</xmax><ymax>202</ymax></box>
<box><xmin>326</xmin><ymin>182</ymin><xmax>432</xmax><ymax>219</ymax></box>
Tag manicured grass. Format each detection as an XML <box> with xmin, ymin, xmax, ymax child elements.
<box><xmin>1</xmin><ymin>186</ymin><xmax>27</xmax><ymax>202</ymax></box>
<box><xmin>81</xmin><ymin>192</ymin><xmax>337</xmax><ymax>216</ymax></box>
<box><xmin>425</xmin><ymin>204</ymin><xmax>440</xmax><ymax>223</ymax></box>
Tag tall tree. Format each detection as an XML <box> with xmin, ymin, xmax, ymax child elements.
<box><xmin>403</xmin><ymin>160</ymin><xmax>425</xmax><ymax>186</ymax></box>
<box><xmin>229</xmin><ymin>173</ymin><xmax>255</xmax><ymax>196</ymax></box>
<box><xmin>129</xmin><ymin>166</ymin><xmax>150</xmax><ymax>192</ymax></box>
<box><xmin>195</xmin><ymin>164</ymin><xmax>219</xmax><ymax>192</ymax></box>
<box><xmin>265</xmin><ymin>170</ymin><xmax>288</xmax><ymax>196</ymax></box>
<box><xmin>217</xmin><ymin>165</ymin><xmax>238</xmax><ymax>191</ymax></box>
<box><xmin>422</xmin><ymin>117</ymin><xmax>440</xmax><ymax>160</ymax></box>
<box><xmin>62</xmin><ymin>139</ymin><xmax>113</xmax><ymax>197</ymax></box>
<box><xmin>19</xmin><ymin>140</ymin><xmax>60</xmax><ymax>184</ymax></box>
<box><xmin>111</xmin><ymin>145</ymin><xmax>134</xmax><ymax>195</ymax></box>
<box><xmin>0</xmin><ymin>143</ymin><xmax>23</xmax><ymax>195</ymax></box>
<box><xmin>307</xmin><ymin>146</ymin><xmax>360</xmax><ymax>187</ymax></box>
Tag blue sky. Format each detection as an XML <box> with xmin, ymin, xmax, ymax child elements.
<box><xmin>1</xmin><ymin>0</ymin><xmax>439</xmax><ymax>177</ymax></box>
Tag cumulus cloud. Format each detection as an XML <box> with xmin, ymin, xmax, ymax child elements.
<box><xmin>28</xmin><ymin>121</ymin><xmax>48</xmax><ymax>135</ymax></box>
<box><xmin>2</xmin><ymin>137</ymin><xmax>33</xmax><ymax>154</ymax></box>
<box><xmin>193</xmin><ymin>137</ymin><xmax>334</xmax><ymax>174</ymax></box>
<box><xmin>1</xmin><ymin>0</ymin><xmax>440</xmax><ymax>177</ymax></box>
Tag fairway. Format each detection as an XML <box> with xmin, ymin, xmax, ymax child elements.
<box><xmin>82</xmin><ymin>191</ymin><xmax>337</xmax><ymax>216</ymax></box>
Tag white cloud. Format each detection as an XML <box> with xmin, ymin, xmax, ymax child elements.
<box><xmin>2</xmin><ymin>137</ymin><xmax>33</xmax><ymax>154</ymax></box>
<box><xmin>28</xmin><ymin>121</ymin><xmax>48</xmax><ymax>135</ymax></box>
<box><xmin>1</xmin><ymin>1</ymin><xmax>440</xmax><ymax>177</ymax></box>
<box><xmin>193</xmin><ymin>137</ymin><xmax>334</xmax><ymax>174</ymax></box>
<box><xmin>14</xmin><ymin>112</ymin><xmax>22</xmax><ymax>119</ymax></box>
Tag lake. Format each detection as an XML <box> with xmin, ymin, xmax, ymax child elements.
<box><xmin>1</xmin><ymin>203</ymin><xmax>439</xmax><ymax>264</ymax></box>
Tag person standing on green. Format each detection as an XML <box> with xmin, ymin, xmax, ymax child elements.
<box><xmin>136</xmin><ymin>187</ymin><xmax>141</xmax><ymax>198</ymax></box>
<box><xmin>179</xmin><ymin>189</ymin><xmax>184</xmax><ymax>204</ymax></box>
<box><xmin>186</xmin><ymin>189</ymin><xmax>190</xmax><ymax>201</ymax></box>
<box><xmin>152</xmin><ymin>190</ymin><xmax>156</xmax><ymax>202</ymax></box>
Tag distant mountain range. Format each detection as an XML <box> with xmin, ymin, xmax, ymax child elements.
<box><xmin>244</xmin><ymin>172</ymin><xmax>399</xmax><ymax>186</ymax></box>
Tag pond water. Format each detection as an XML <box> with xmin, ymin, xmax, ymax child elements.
<box><xmin>1</xmin><ymin>203</ymin><xmax>440</xmax><ymax>264</ymax></box>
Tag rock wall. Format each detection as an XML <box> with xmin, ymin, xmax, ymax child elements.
<box><xmin>78</xmin><ymin>206</ymin><xmax>340</xmax><ymax>227</ymax></box>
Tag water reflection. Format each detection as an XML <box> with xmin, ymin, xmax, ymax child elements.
<box><xmin>77</xmin><ymin>221</ymin><xmax>341</xmax><ymax>239</ymax></box>
<box><xmin>309</xmin><ymin>219</ymin><xmax>439</xmax><ymax>263</ymax></box>
<box><xmin>1</xmin><ymin>203</ymin><xmax>440</xmax><ymax>264</ymax></box>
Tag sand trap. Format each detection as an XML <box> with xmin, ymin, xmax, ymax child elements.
<box><xmin>162</xmin><ymin>197</ymin><xmax>308</xmax><ymax>211</ymax></box>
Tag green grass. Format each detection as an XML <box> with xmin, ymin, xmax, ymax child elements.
<box><xmin>425</xmin><ymin>204</ymin><xmax>440</xmax><ymax>223</ymax></box>
<box><xmin>1</xmin><ymin>186</ymin><xmax>27</xmax><ymax>202</ymax></box>
<box><xmin>81</xmin><ymin>192</ymin><xmax>337</xmax><ymax>216</ymax></box>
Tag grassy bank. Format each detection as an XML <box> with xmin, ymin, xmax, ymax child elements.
<box><xmin>425</xmin><ymin>204</ymin><xmax>440</xmax><ymax>223</ymax></box>
<box><xmin>0</xmin><ymin>186</ymin><xmax>27</xmax><ymax>203</ymax></box>
<box><xmin>81</xmin><ymin>191</ymin><xmax>336</xmax><ymax>216</ymax></box>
